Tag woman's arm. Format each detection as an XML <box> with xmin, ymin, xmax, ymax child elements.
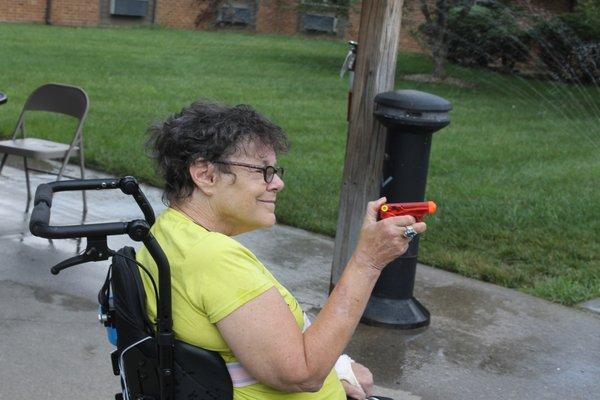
<box><xmin>217</xmin><ymin>197</ymin><xmax>426</xmax><ymax>392</ymax></box>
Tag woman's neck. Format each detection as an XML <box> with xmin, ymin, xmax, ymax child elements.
<box><xmin>171</xmin><ymin>198</ymin><xmax>238</xmax><ymax>236</ymax></box>
<box><xmin>171</xmin><ymin>199</ymin><xmax>218</xmax><ymax>233</ymax></box>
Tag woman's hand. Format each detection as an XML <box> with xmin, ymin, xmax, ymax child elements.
<box><xmin>352</xmin><ymin>197</ymin><xmax>427</xmax><ymax>272</ymax></box>
<box><xmin>341</xmin><ymin>362</ymin><xmax>374</xmax><ymax>400</ymax></box>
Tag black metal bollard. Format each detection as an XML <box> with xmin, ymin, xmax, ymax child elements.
<box><xmin>361</xmin><ymin>89</ymin><xmax>452</xmax><ymax>329</ymax></box>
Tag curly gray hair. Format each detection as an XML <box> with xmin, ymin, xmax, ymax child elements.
<box><xmin>147</xmin><ymin>99</ymin><xmax>289</xmax><ymax>204</ymax></box>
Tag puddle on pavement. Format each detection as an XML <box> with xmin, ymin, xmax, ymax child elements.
<box><xmin>344</xmin><ymin>282</ymin><xmax>562</xmax><ymax>388</ymax></box>
<box><xmin>347</xmin><ymin>321</ymin><xmax>548</xmax><ymax>387</ymax></box>
<box><xmin>1</xmin><ymin>279</ymin><xmax>97</xmax><ymax>312</ymax></box>
<box><xmin>17</xmin><ymin>234</ymin><xmax>82</xmax><ymax>251</ymax></box>
<box><xmin>419</xmin><ymin>284</ymin><xmax>514</xmax><ymax>327</ymax></box>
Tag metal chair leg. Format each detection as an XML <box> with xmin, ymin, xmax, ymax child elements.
<box><xmin>56</xmin><ymin>155</ymin><xmax>68</xmax><ymax>180</ymax></box>
<box><xmin>23</xmin><ymin>157</ymin><xmax>31</xmax><ymax>212</ymax></box>
<box><xmin>0</xmin><ymin>153</ymin><xmax>8</xmax><ymax>174</ymax></box>
<box><xmin>79</xmin><ymin>147</ymin><xmax>87</xmax><ymax>218</ymax></box>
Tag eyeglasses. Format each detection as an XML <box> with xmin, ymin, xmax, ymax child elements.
<box><xmin>212</xmin><ymin>160</ymin><xmax>284</xmax><ymax>184</ymax></box>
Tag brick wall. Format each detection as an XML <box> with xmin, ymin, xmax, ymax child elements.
<box><xmin>50</xmin><ymin>0</ymin><xmax>99</xmax><ymax>26</ymax></box>
<box><xmin>256</xmin><ymin>0</ymin><xmax>297</xmax><ymax>35</ymax></box>
<box><xmin>155</xmin><ymin>0</ymin><xmax>207</xmax><ymax>30</ymax></box>
<box><xmin>0</xmin><ymin>0</ymin><xmax>46</xmax><ymax>24</ymax></box>
<box><xmin>399</xmin><ymin>0</ymin><xmax>428</xmax><ymax>52</ymax></box>
<box><xmin>344</xmin><ymin>1</ymin><xmax>360</xmax><ymax>40</ymax></box>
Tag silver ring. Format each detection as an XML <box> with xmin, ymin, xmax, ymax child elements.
<box><xmin>403</xmin><ymin>225</ymin><xmax>417</xmax><ymax>241</ymax></box>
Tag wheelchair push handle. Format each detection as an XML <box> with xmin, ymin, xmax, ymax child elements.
<box><xmin>30</xmin><ymin>177</ymin><xmax>155</xmax><ymax>239</ymax></box>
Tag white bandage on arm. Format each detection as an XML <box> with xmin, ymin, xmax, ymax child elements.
<box><xmin>334</xmin><ymin>354</ymin><xmax>360</xmax><ymax>387</ymax></box>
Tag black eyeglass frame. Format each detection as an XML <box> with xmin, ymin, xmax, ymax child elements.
<box><xmin>212</xmin><ymin>160</ymin><xmax>284</xmax><ymax>184</ymax></box>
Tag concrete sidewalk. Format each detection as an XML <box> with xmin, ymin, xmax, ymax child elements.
<box><xmin>0</xmin><ymin>163</ymin><xmax>598</xmax><ymax>400</ymax></box>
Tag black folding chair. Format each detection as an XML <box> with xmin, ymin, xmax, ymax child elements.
<box><xmin>0</xmin><ymin>83</ymin><xmax>89</xmax><ymax>214</ymax></box>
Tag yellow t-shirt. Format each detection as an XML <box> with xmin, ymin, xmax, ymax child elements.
<box><xmin>136</xmin><ymin>208</ymin><xmax>345</xmax><ymax>400</ymax></box>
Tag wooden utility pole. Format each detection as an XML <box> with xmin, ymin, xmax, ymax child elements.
<box><xmin>331</xmin><ymin>0</ymin><xmax>404</xmax><ymax>286</ymax></box>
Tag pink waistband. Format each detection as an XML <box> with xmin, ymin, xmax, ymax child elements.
<box><xmin>226</xmin><ymin>362</ymin><xmax>259</xmax><ymax>387</ymax></box>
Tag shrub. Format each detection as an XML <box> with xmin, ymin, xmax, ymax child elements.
<box><xmin>531</xmin><ymin>2</ymin><xmax>600</xmax><ymax>83</ymax></box>
<box><xmin>568</xmin><ymin>42</ymin><xmax>600</xmax><ymax>84</ymax></box>
<box><xmin>443</xmin><ymin>2</ymin><xmax>530</xmax><ymax>72</ymax></box>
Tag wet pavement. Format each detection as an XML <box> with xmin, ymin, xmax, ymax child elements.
<box><xmin>0</xmin><ymin>163</ymin><xmax>598</xmax><ymax>400</ymax></box>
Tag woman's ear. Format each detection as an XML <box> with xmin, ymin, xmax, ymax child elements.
<box><xmin>189</xmin><ymin>160</ymin><xmax>218</xmax><ymax>195</ymax></box>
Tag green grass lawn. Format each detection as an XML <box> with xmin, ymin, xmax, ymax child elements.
<box><xmin>0</xmin><ymin>23</ymin><xmax>598</xmax><ymax>305</ymax></box>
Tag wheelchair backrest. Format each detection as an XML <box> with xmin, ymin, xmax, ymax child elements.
<box><xmin>100</xmin><ymin>247</ymin><xmax>233</xmax><ymax>400</ymax></box>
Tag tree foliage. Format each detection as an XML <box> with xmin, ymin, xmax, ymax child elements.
<box><xmin>418</xmin><ymin>0</ymin><xmax>599</xmax><ymax>84</ymax></box>
<box><xmin>418</xmin><ymin>0</ymin><xmax>477</xmax><ymax>79</ymax></box>
<box><xmin>444</xmin><ymin>2</ymin><xmax>530</xmax><ymax>72</ymax></box>
<box><xmin>531</xmin><ymin>0</ymin><xmax>600</xmax><ymax>83</ymax></box>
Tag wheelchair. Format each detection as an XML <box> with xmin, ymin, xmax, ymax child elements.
<box><xmin>30</xmin><ymin>177</ymin><xmax>232</xmax><ymax>400</ymax></box>
<box><xmin>29</xmin><ymin>177</ymin><xmax>392</xmax><ymax>400</ymax></box>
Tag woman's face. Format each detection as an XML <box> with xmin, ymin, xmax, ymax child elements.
<box><xmin>210</xmin><ymin>143</ymin><xmax>284</xmax><ymax>235</ymax></box>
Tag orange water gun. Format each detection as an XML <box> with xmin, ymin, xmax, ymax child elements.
<box><xmin>379</xmin><ymin>201</ymin><xmax>437</xmax><ymax>222</ymax></box>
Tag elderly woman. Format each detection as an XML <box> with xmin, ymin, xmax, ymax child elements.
<box><xmin>137</xmin><ymin>100</ymin><xmax>426</xmax><ymax>400</ymax></box>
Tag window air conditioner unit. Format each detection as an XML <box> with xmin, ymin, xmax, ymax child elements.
<box><xmin>302</xmin><ymin>13</ymin><xmax>337</xmax><ymax>34</ymax></box>
<box><xmin>110</xmin><ymin>0</ymin><xmax>149</xmax><ymax>17</ymax></box>
<box><xmin>217</xmin><ymin>5</ymin><xmax>252</xmax><ymax>25</ymax></box>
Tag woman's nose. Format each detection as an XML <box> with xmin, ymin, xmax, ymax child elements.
<box><xmin>268</xmin><ymin>173</ymin><xmax>284</xmax><ymax>191</ymax></box>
